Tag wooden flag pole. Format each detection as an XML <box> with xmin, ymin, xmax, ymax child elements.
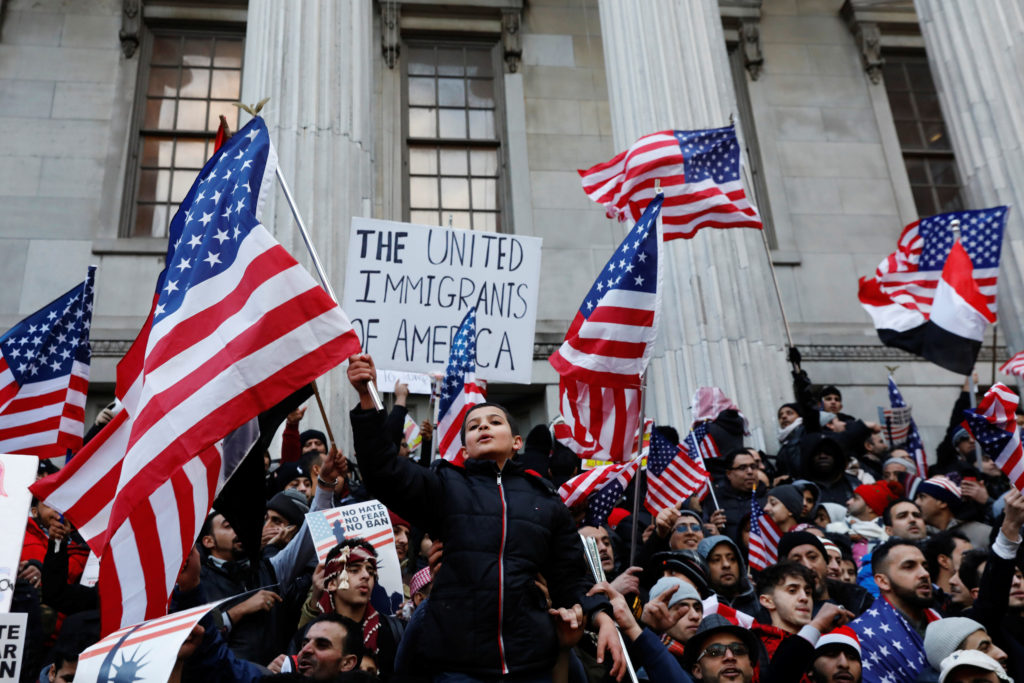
<box><xmin>274</xmin><ymin>167</ymin><xmax>385</xmax><ymax>416</ymax></box>
<box><xmin>758</xmin><ymin>228</ymin><xmax>795</xmax><ymax>351</ymax></box>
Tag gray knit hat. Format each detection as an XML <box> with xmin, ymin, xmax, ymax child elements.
<box><xmin>649</xmin><ymin>576</ymin><xmax>701</xmax><ymax>607</ymax></box>
<box><xmin>924</xmin><ymin>617</ymin><xmax>985</xmax><ymax>671</ymax></box>
<box><xmin>767</xmin><ymin>484</ymin><xmax>804</xmax><ymax>518</ymax></box>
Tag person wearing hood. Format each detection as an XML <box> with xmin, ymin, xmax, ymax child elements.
<box><xmin>792</xmin><ymin>480</ymin><xmax>821</xmax><ymax>523</ymax></box>
<box><xmin>799</xmin><ymin>433</ymin><xmax>862</xmax><ymax>505</ymax></box>
<box><xmin>764</xmin><ymin>485</ymin><xmax>804</xmax><ymax>535</ymax></box>
<box><xmin>697</xmin><ymin>535</ymin><xmax>763</xmax><ymax>621</ymax></box>
<box><xmin>776</xmin><ymin>402</ymin><xmax>805</xmax><ymax>478</ymax></box>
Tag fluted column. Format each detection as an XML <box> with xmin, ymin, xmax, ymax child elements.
<box><xmin>598</xmin><ymin>0</ymin><xmax>791</xmax><ymax>446</ymax></box>
<box><xmin>915</xmin><ymin>0</ymin><xmax>1024</xmax><ymax>358</ymax></box>
<box><xmin>242</xmin><ymin>1</ymin><xmax>375</xmax><ymax>440</ymax></box>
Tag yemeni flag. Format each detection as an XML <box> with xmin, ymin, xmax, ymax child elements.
<box><xmin>861</xmin><ymin>240</ymin><xmax>994</xmax><ymax>374</ymax></box>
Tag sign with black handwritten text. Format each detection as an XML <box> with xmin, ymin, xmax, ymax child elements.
<box><xmin>342</xmin><ymin>218</ymin><xmax>542</xmax><ymax>384</ymax></box>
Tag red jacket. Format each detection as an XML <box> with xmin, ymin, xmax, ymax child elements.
<box><xmin>20</xmin><ymin>518</ymin><xmax>48</xmax><ymax>565</ymax></box>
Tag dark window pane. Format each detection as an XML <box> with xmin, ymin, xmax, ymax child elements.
<box><xmin>906</xmin><ymin>62</ymin><xmax>935</xmax><ymax>92</ymax></box>
<box><xmin>883</xmin><ymin>62</ymin><xmax>908</xmax><ymax>91</ymax></box>
<box><xmin>937</xmin><ymin>186</ymin><xmax>963</xmax><ymax>213</ymax></box>
<box><xmin>914</xmin><ymin>92</ymin><xmax>943</xmax><ymax>120</ymax></box>
<box><xmin>923</xmin><ymin>121</ymin><xmax>951</xmax><ymax>150</ymax></box>
<box><xmin>905</xmin><ymin>157</ymin><xmax>928</xmax><ymax>184</ymax></box>
<box><xmin>464</xmin><ymin>49</ymin><xmax>492</xmax><ymax>77</ymax></box>
<box><xmin>133</xmin><ymin>204</ymin><xmax>154</xmax><ymax>237</ymax></box>
<box><xmin>407</xmin><ymin>48</ymin><xmax>435</xmax><ymax>75</ymax></box>
<box><xmin>894</xmin><ymin>120</ymin><xmax>923</xmax><ymax>148</ymax></box>
<box><xmin>929</xmin><ymin>158</ymin><xmax>959</xmax><ymax>186</ymax></box>
<box><xmin>437</xmin><ymin>48</ymin><xmax>464</xmax><ymax>76</ymax></box>
<box><xmin>138</xmin><ymin>170</ymin><xmax>160</xmax><ymax>202</ymax></box>
<box><xmin>141</xmin><ymin>137</ymin><xmax>173</xmax><ymax>166</ymax></box>
<box><xmin>887</xmin><ymin>91</ymin><xmax>914</xmax><ymax>120</ymax></box>
<box><xmin>911</xmin><ymin>186</ymin><xmax>936</xmax><ymax>216</ymax></box>
<box><xmin>467</xmin><ymin>79</ymin><xmax>494</xmax><ymax>108</ymax></box>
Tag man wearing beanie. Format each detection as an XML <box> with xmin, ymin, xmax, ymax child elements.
<box><xmin>924</xmin><ymin>617</ymin><xmax>1007</xmax><ymax>673</ymax></box>
<box><xmin>915</xmin><ymin>475</ymin><xmax>992</xmax><ymax>548</ymax></box>
<box><xmin>809</xmin><ymin>626</ymin><xmax>862</xmax><ymax>683</ymax></box>
<box><xmin>849</xmin><ymin>481</ymin><xmax>902</xmax><ymax>522</ymax></box>
<box><xmin>262</xmin><ymin>489</ymin><xmax>310</xmax><ymax>550</ymax></box>
<box><xmin>764</xmin><ymin>485</ymin><xmax>803</xmax><ymax>534</ymax></box>
<box><xmin>882</xmin><ymin>455</ymin><xmax>917</xmax><ymax>482</ymax></box>
<box><xmin>779</xmin><ymin>531</ymin><xmax>873</xmax><ymax>616</ymax></box>
<box><xmin>644</xmin><ymin>576</ymin><xmax>705</xmax><ymax>655</ymax></box>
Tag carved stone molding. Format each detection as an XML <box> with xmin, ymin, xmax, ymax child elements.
<box><xmin>501</xmin><ymin>8</ymin><xmax>521</xmax><ymax>73</ymax></box>
<box><xmin>381</xmin><ymin>1</ymin><xmax>400</xmax><ymax>69</ymax></box>
<box><xmin>120</xmin><ymin>0</ymin><xmax>141</xmax><ymax>58</ymax></box>
<box><xmin>739</xmin><ymin>20</ymin><xmax>763</xmax><ymax>81</ymax></box>
<box><xmin>850</xmin><ymin>19</ymin><xmax>884</xmax><ymax>83</ymax></box>
<box><xmin>841</xmin><ymin>0</ymin><xmax>922</xmax><ymax>84</ymax></box>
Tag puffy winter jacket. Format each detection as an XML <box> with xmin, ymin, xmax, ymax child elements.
<box><xmin>352</xmin><ymin>407</ymin><xmax>609</xmax><ymax>677</ymax></box>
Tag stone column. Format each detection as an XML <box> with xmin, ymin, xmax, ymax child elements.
<box><xmin>914</xmin><ymin>0</ymin><xmax>1024</xmax><ymax>357</ymax></box>
<box><xmin>242</xmin><ymin>1</ymin><xmax>375</xmax><ymax>441</ymax></box>
<box><xmin>598</xmin><ymin>0</ymin><xmax>791</xmax><ymax>445</ymax></box>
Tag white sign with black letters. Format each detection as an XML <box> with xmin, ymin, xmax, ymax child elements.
<box><xmin>0</xmin><ymin>455</ymin><xmax>37</xmax><ymax>614</ymax></box>
<box><xmin>342</xmin><ymin>217</ymin><xmax>542</xmax><ymax>384</ymax></box>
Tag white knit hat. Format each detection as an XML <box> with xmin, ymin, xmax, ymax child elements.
<box><xmin>924</xmin><ymin>617</ymin><xmax>985</xmax><ymax>671</ymax></box>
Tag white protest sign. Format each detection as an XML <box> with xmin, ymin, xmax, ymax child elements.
<box><xmin>0</xmin><ymin>613</ymin><xmax>26</xmax><ymax>680</ymax></box>
<box><xmin>74</xmin><ymin>599</ymin><xmax>228</xmax><ymax>683</ymax></box>
<box><xmin>377</xmin><ymin>368</ymin><xmax>434</xmax><ymax>395</ymax></box>
<box><xmin>342</xmin><ymin>217</ymin><xmax>542</xmax><ymax>383</ymax></box>
<box><xmin>0</xmin><ymin>455</ymin><xmax>37</xmax><ymax>613</ymax></box>
<box><xmin>305</xmin><ymin>500</ymin><xmax>403</xmax><ymax>605</ymax></box>
<box><xmin>80</xmin><ymin>551</ymin><xmax>100</xmax><ymax>588</ymax></box>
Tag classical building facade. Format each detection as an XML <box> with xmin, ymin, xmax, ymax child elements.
<box><xmin>2</xmin><ymin>0</ymin><xmax>1021</xmax><ymax>455</ymax></box>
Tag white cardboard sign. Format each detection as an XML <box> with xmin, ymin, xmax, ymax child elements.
<box><xmin>0</xmin><ymin>613</ymin><xmax>26</xmax><ymax>680</ymax></box>
<box><xmin>305</xmin><ymin>500</ymin><xmax>403</xmax><ymax>606</ymax></box>
<box><xmin>0</xmin><ymin>455</ymin><xmax>37</xmax><ymax>614</ymax></box>
<box><xmin>342</xmin><ymin>217</ymin><xmax>542</xmax><ymax>384</ymax></box>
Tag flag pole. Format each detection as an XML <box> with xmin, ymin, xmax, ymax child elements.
<box><xmin>758</xmin><ymin>228</ymin><xmax>795</xmax><ymax>351</ymax></box>
<box><xmin>274</xmin><ymin>167</ymin><xmax>385</xmax><ymax>414</ymax></box>
<box><xmin>949</xmin><ymin>217</ymin><xmax>985</xmax><ymax>470</ymax></box>
<box><xmin>628</xmin><ymin>373</ymin><xmax>648</xmax><ymax>567</ymax></box>
<box><xmin>430</xmin><ymin>374</ymin><xmax>442</xmax><ymax>463</ymax></box>
<box><xmin>696</xmin><ymin>438</ymin><xmax>721</xmax><ymax>511</ymax></box>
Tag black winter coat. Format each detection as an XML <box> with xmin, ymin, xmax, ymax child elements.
<box><xmin>352</xmin><ymin>407</ymin><xmax>609</xmax><ymax>677</ymax></box>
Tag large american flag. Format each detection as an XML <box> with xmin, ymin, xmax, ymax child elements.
<box><xmin>963</xmin><ymin>383</ymin><xmax>1024</xmax><ymax>494</ymax></box>
<box><xmin>32</xmin><ymin>117</ymin><xmax>361</xmax><ymax>634</ymax></box>
<box><xmin>578</xmin><ymin>127</ymin><xmax>761</xmax><ymax>240</ymax></box>
<box><xmin>436</xmin><ymin>306</ymin><xmax>485</xmax><ymax>464</ymax></box>
<box><xmin>888</xmin><ymin>376</ymin><xmax>927</xmax><ymax>478</ymax></box>
<box><xmin>550</xmin><ymin>195</ymin><xmax>662</xmax><ymax>462</ymax></box>
<box><xmin>645</xmin><ymin>426</ymin><xmax>709</xmax><ymax>514</ymax></box>
<box><xmin>0</xmin><ymin>267</ymin><xmax>95</xmax><ymax>457</ymax></box>
<box><xmin>850</xmin><ymin>599</ymin><xmax>931</xmax><ymax>683</ymax></box>
<box><xmin>748</xmin><ymin>489</ymin><xmax>781</xmax><ymax>572</ymax></box>
<box><xmin>558</xmin><ymin>459</ymin><xmax>640</xmax><ymax>527</ymax></box>
<box><xmin>860</xmin><ymin>207</ymin><xmax>1007</xmax><ymax>320</ymax></box>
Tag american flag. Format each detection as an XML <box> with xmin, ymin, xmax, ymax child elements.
<box><xmin>578</xmin><ymin>127</ymin><xmax>761</xmax><ymax>240</ymax></box>
<box><xmin>550</xmin><ymin>195</ymin><xmax>662</xmax><ymax>462</ymax></box>
<box><xmin>888</xmin><ymin>377</ymin><xmax>928</xmax><ymax>478</ymax></box>
<box><xmin>682</xmin><ymin>421</ymin><xmax>721</xmax><ymax>461</ymax></box>
<box><xmin>748</xmin><ymin>489</ymin><xmax>781</xmax><ymax>572</ymax></box>
<box><xmin>0</xmin><ymin>267</ymin><xmax>95</xmax><ymax>457</ymax></box>
<box><xmin>962</xmin><ymin>383</ymin><xmax>1024</xmax><ymax>494</ymax></box>
<box><xmin>436</xmin><ymin>306</ymin><xmax>485</xmax><ymax>464</ymax></box>
<box><xmin>861</xmin><ymin>207</ymin><xmax>1007</xmax><ymax>320</ymax></box>
<box><xmin>558</xmin><ymin>459</ymin><xmax>640</xmax><ymax>527</ymax></box>
<box><xmin>999</xmin><ymin>351</ymin><xmax>1024</xmax><ymax>379</ymax></box>
<box><xmin>32</xmin><ymin>117</ymin><xmax>361</xmax><ymax>635</ymax></box>
<box><xmin>645</xmin><ymin>427</ymin><xmax>709</xmax><ymax>514</ymax></box>
<box><xmin>850</xmin><ymin>598</ymin><xmax>929</xmax><ymax>683</ymax></box>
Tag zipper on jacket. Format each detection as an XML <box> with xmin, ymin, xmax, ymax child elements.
<box><xmin>496</xmin><ymin>468</ymin><xmax>509</xmax><ymax>674</ymax></box>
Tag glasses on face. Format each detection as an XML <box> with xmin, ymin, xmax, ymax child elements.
<box><xmin>674</xmin><ymin>523</ymin><xmax>703</xmax><ymax>533</ymax></box>
<box><xmin>729</xmin><ymin>463</ymin><xmax>756</xmax><ymax>472</ymax></box>
<box><xmin>698</xmin><ymin>642</ymin><xmax>749</xmax><ymax>661</ymax></box>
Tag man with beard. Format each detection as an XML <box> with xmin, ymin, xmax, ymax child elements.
<box><xmin>579</xmin><ymin>524</ymin><xmax>643</xmax><ymax>597</ymax></box>
<box><xmin>809</xmin><ymin>627</ymin><xmax>862</xmax><ymax>683</ymax></box>
<box><xmin>778</xmin><ymin>531</ymin><xmax>872</xmax><ymax>617</ymax></box>
<box><xmin>697</xmin><ymin>535</ymin><xmax>762</xmax><ymax>619</ymax></box>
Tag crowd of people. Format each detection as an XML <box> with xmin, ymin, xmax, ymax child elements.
<box><xmin>12</xmin><ymin>354</ymin><xmax>1024</xmax><ymax>683</ymax></box>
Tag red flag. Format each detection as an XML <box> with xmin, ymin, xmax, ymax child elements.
<box><xmin>213</xmin><ymin>115</ymin><xmax>230</xmax><ymax>153</ymax></box>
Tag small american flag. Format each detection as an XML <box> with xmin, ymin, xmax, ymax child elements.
<box><xmin>748</xmin><ymin>489</ymin><xmax>781</xmax><ymax>572</ymax></box>
<box><xmin>645</xmin><ymin>427</ymin><xmax>709</xmax><ymax>514</ymax></box>
<box><xmin>860</xmin><ymin>207</ymin><xmax>1007</xmax><ymax>321</ymax></box>
<box><xmin>999</xmin><ymin>351</ymin><xmax>1024</xmax><ymax>379</ymax></box>
<box><xmin>682</xmin><ymin>421</ymin><xmax>721</xmax><ymax>461</ymax></box>
<box><xmin>888</xmin><ymin>377</ymin><xmax>927</xmax><ymax>478</ymax></box>
<box><xmin>963</xmin><ymin>383</ymin><xmax>1024</xmax><ymax>494</ymax></box>
<box><xmin>850</xmin><ymin>599</ymin><xmax>931</xmax><ymax>683</ymax></box>
<box><xmin>578</xmin><ymin>126</ymin><xmax>761</xmax><ymax>240</ymax></box>
<box><xmin>558</xmin><ymin>459</ymin><xmax>640</xmax><ymax>527</ymax></box>
<box><xmin>550</xmin><ymin>195</ymin><xmax>662</xmax><ymax>462</ymax></box>
<box><xmin>436</xmin><ymin>307</ymin><xmax>485</xmax><ymax>464</ymax></box>
<box><xmin>0</xmin><ymin>267</ymin><xmax>95</xmax><ymax>457</ymax></box>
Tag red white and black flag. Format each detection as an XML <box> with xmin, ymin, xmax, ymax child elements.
<box><xmin>859</xmin><ymin>208</ymin><xmax>1006</xmax><ymax>375</ymax></box>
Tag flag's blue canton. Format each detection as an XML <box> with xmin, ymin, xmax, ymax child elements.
<box><xmin>0</xmin><ymin>267</ymin><xmax>96</xmax><ymax>384</ymax></box>
<box><xmin>888</xmin><ymin>378</ymin><xmax>924</xmax><ymax>459</ymax></box>
<box><xmin>683</xmin><ymin>422</ymin><xmax>710</xmax><ymax>458</ymax></box>
<box><xmin>585</xmin><ymin>466</ymin><xmax>631</xmax><ymax>528</ymax></box>
<box><xmin>438</xmin><ymin>307</ymin><xmax>477</xmax><ymax>417</ymax></box>
<box><xmin>750</xmin><ymin>491</ymin><xmax>768</xmax><ymax>538</ymax></box>
<box><xmin>153</xmin><ymin>118</ymin><xmax>272</xmax><ymax>324</ymax></box>
<box><xmin>963</xmin><ymin>411</ymin><xmax>1013</xmax><ymax>456</ymax></box>
<box><xmin>917</xmin><ymin>207</ymin><xmax>1007</xmax><ymax>270</ymax></box>
<box><xmin>580</xmin><ymin>195</ymin><xmax>662</xmax><ymax>317</ymax></box>
<box><xmin>851</xmin><ymin>599</ymin><xmax>927</xmax><ymax>683</ymax></box>
<box><xmin>674</xmin><ymin>126</ymin><xmax>741</xmax><ymax>185</ymax></box>
<box><xmin>307</xmin><ymin>511</ymin><xmax>346</xmax><ymax>546</ymax></box>
<box><xmin>647</xmin><ymin>428</ymin><xmax>676</xmax><ymax>477</ymax></box>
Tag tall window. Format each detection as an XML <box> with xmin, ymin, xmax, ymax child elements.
<box><xmin>405</xmin><ymin>42</ymin><xmax>503</xmax><ymax>232</ymax></box>
<box><xmin>127</xmin><ymin>30</ymin><xmax>244</xmax><ymax>237</ymax></box>
<box><xmin>883</xmin><ymin>54</ymin><xmax>963</xmax><ymax>217</ymax></box>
